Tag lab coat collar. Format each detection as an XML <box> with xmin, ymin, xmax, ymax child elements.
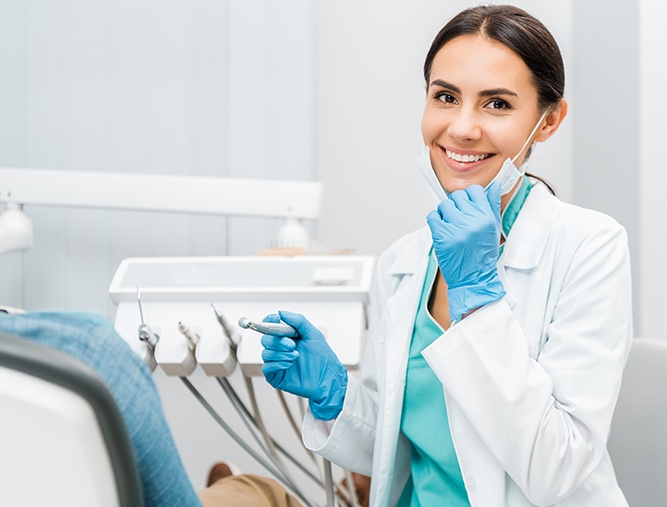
<box><xmin>386</xmin><ymin>227</ymin><xmax>432</xmax><ymax>276</ymax></box>
<box><xmin>501</xmin><ymin>183</ymin><xmax>559</xmax><ymax>270</ymax></box>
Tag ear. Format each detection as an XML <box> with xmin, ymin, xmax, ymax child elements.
<box><xmin>534</xmin><ymin>99</ymin><xmax>568</xmax><ymax>142</ymax></box>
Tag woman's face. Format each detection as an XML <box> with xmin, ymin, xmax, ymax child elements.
<box><xmin>421</xmin><ymin>34</ymin><xmax>544</xmax><ymax>193</ymax></box>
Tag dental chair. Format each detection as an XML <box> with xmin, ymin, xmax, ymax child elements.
<box><xmin>608</xmin><ymin>337</ymin><xmax>667</xmax><ymax>507</ymax></box>
<box><xmin>0</xmin><ymin>332</ymin><xmax>144</xmax><ymax>507</ymax></box>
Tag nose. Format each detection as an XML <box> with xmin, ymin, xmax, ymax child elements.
<box><xmin>447</xmin><ymin>107</ymin><xmax>482</xmax><ymax>142</ymax></box>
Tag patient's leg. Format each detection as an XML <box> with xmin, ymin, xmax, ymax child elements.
<box><xmin>199</xmin><ymin>463</ymin><xmax>301</xmax><ymax>507</ymax></box>
<box><xmin>0</xmin><ymin>311</ymin><xmax>302</xmax><ymax>507</ymax></box>
<box><xmin>0</xmin><ymin>311</ymin><xmax>203</xmax><ymax>507</ymax></box>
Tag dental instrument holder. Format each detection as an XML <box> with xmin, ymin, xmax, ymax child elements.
<box><xmin>109</xmin><ymin>256</ymin><xmax>375</xmax><ymax>377</ymax></box>
<box><xmin>156</xmin><ymin>326</ymin><xmax>198</xmax><ymax>377</ymax></box>
<box><xmin>137</xmin><ymin>324</ymin><xmax>159</xmax><ymax>372</ymax></box>
<box><xmin>135</xmin><ymin>288</ymin><xmax>159</xmax><ymax>371</ymax></box>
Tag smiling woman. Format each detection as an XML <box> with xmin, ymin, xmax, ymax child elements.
<box><xmin>260</xmin><ymin>5</ymin><xmax>633</xmax><ymax>507</ymax></box>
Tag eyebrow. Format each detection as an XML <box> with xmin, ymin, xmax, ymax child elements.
<box><xmin>430</xmin><ymin>79</ymin><xmax>518</xmax><ymax>98</ymax></box>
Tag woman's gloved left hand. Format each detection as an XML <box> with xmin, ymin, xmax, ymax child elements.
<box><xmin>426</xmin><ymin>182</ymin><xmax>506</xmax><ymax>322</ymax></box>
<box><xmin>261</xmin><ymin>310</ymin><xmax>348</xmax><ymax>421</ymax></box>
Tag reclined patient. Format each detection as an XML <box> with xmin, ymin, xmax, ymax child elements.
<box><xmin>0</xmin><ymin>308</ymin><xmax>299</xmax><ymax>507</ymax></box>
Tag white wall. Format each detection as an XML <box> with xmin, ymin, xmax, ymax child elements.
<box><xmin>639</xmin><ymin>0</ymin><xmax>667</xmax><ymax>340</ymax></box>
<box><xmin>572</xmin><ymin>0</ymin><xmax>641</xmax><ymax>335</ymax></box>
<box><xmin>0</xmin><ymin>0</ymin><xmax>314</xmax><ymax>317</ymax></box>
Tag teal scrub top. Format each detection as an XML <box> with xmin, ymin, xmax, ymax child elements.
<box><xmin>398</xmin><ymin>177</ymin><xmax>534</xmax><ymax>506</ymax></box>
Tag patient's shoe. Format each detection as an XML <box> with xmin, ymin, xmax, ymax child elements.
<box><xmin>206</xmin><ymin>462</ymin><xmax>237</xmax><ymax>486</ymax></box>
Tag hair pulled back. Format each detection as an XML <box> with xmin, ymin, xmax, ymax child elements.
<box><xmin>424</xmin><ymin>5</ymin><xmax>565</xmax><ymax>112</ymax></box>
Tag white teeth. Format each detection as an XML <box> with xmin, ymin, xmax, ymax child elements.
<box><xmin>445</xmin><ymin>149</ymin><xmax>490</xmax><ymax>163</ymax></box>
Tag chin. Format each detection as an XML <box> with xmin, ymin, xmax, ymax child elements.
<box><xmin>442</xmin><ymin>179</ymin><xmax>474</xmax><ymax>193</ymax></box>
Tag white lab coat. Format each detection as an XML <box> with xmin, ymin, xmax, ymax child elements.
<box><xmin>303</xmin><ymin>182</ymin><xmax>633</xmax><ymax>507</ymax></box>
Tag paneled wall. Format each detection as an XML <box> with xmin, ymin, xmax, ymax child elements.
<box><xmin>0</xmin><ymin>0</ymin><xmax>314</xmax><ymax>317</ymax></box>
<box><xmin>639</xmin><ymin>0</ymin><xmax>667</xmax><ymax>341</ymax></box>
<box><xmin>572</xmin><ymin>0</ymin><xmax>641</xmax><ymax>335</ymax></box>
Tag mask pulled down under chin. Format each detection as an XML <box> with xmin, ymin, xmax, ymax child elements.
<box><xmin>417</xmin><ymin>145</ymin><xmax>527</xmax><ymax>204</ymax></box>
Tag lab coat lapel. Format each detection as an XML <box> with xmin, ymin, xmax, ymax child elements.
<box><xmin>373</xmin><ymin>227</ymin><xmax>432</xmax><ymax>504</ymax></box>
<box><xmin>501</xmin><ymin>184</ymin><xmax>558</xmax><ymax>270</ymax></box>
<box><xmin>384</xmin><ymin>227</ymin><xmax>431</xmax><ymax>390</ymax></box>
<box><xmin>498</xmin><ymin>184</ymin><xmax>559</xmax><ymax>309</ymax></box>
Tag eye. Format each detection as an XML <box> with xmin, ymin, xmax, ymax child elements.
<box><xmin>485</xmin><ymin>99</ymin><xmax>511</xmax><ymax>110</ymax></box>
<box><xmin>433</xmin><ymin>91</ymin><xmax>458</xmax><ymax>105</ymax></box>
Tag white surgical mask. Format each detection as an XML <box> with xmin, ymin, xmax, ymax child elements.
<box><xmin>417</xmin><ymin>144</ymin><xmax>451</xmax><ymax>203</ymax></box>
<box><xmin>418</xmin><ymin>112</ymin><xmax>547</xmax><ymax>203</ymax></box>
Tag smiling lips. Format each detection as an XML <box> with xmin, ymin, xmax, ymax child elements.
<box><xmin>444</xmin><ymin>148</ymin><xmax>493</xmax><ymax>163</ymax></box>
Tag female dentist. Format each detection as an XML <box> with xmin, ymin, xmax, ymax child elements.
<box><xmin>261</xmin><ymin>5</ymin><xmax>633</xmax><ymax>506</ymax></box>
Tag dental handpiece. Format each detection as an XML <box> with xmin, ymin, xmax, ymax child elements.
<box><xmin>178</xmin><ymin>321</ymin><xmax>200</xmax><ymax>348</ymax></box>
<box><xmin>211</xmin><ymin>304</ymin><xmax>242</xmax><ymax>348</ymax></box>
<box><xmin>238</xmin><ymin>317</ymin><xmax>299</xmax><ymax>338</ymax></box>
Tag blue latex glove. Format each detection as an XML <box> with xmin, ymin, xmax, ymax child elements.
<box><xmin>426</xmin><ymin>182</ymin><xmax>506</xmax><ymax>322</ymax></box>
<box><xmin>261</xmin><ymin>310</ymin><xmax>348</xmax><ymax>421</ymax></box>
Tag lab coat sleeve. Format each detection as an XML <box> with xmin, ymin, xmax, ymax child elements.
<box><xmin>422</xmin><ymin>219</ymin><xmax>632</xmax><ymax>505</ymax></box>
<box><xmin>302</xmin><ymin>374</ymin><xmax>379</xmax><ymax>475</ymax></box>
<box><xmin>302</xmin><ymin>248</ymin><xmax>394</xmax><ymax>475</ymax></box>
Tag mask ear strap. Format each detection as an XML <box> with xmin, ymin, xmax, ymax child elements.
<box><xmin>511</xmin><ymin>111</ymin><xmax>548</xmax><ymax>164</ymax></box>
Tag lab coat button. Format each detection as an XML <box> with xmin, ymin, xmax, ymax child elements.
<box><xmin>467</xmin><ymin>478</ymin><xmax>477</xmax><ymax>492</ymax></box>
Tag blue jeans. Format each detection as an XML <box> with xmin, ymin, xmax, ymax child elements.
<box><xmin>0</xmin><ymin>311</ymin><xmax>203</xmax><ymax>507</ymax></box>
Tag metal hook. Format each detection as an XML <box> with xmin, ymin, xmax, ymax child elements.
<box><xmin>136</xmin><ymin>286</ymin><xmax>159</xmax><ymax>348</ymax></box>
<box><xmin>137</xmin><ymin>286</ymin><xmax>145</xmax><ymax>326</ymax></box>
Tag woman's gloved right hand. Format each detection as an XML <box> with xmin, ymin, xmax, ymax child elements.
<box><xmin>261</xmin><ymin>310</ymin><xmax>348</xmax><ymax>421</ymax></box>
<box><xmin>426</xmin><ymin>182</ymin><xmax>506</xmax><ymax>322</ymax></box>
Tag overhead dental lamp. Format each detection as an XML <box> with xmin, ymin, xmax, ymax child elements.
<box><xmin>0</xmin><ymin>167</ymin><xmax>323</xmax><ymax>255</ymax></box>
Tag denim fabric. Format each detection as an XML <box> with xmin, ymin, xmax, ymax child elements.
<box><xmin>0</xmin><ymin>311</ymin><xmax>203</xmax><ymax>507</ymax></box>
